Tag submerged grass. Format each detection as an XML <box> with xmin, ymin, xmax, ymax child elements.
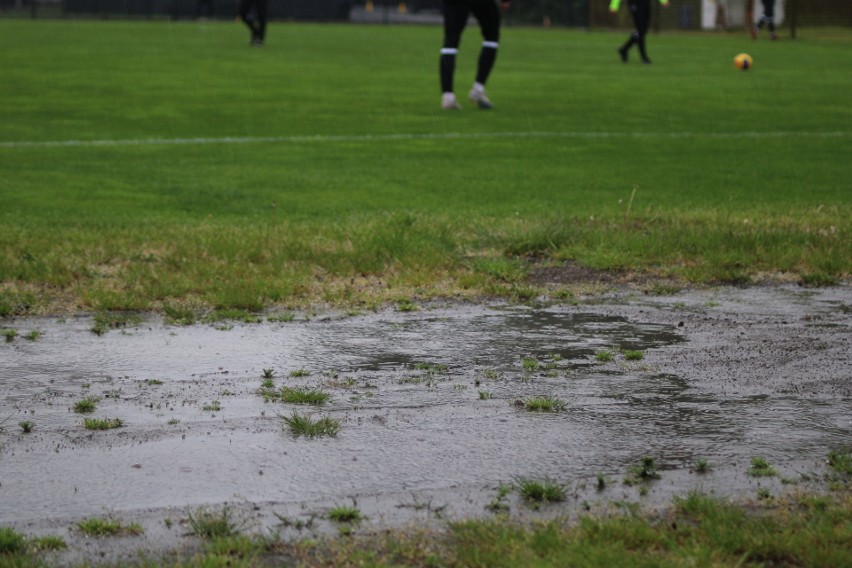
<box><xmin>82</xmin><ymin>417</ymin><xmax>123</xmax><ymax>430</ymax></box>
<box><xmin>282</xmin><ymin>412</ymin><xmax>340</xmax><ymax>438</ymax></box>
<box><xmin>76</xmin><ymin>517</ymin><xmax>142</xmax><ymax>537</ymax></box>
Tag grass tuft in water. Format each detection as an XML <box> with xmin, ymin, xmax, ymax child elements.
<box><xmin>82</xmin><ymin>417</ymin><xmax>124</xmax><ymax>430</ymax></box>
<box><xmin>516</xmin><ymin>395</ymin><xmax>567</xmax><ymax>412</ymax></box>
<box><xmin>202</xmin><ymin>401</ymin><xmax>221</xmax><ymax>412</ymax></box>
<box><xmin>626</xmin><ymin>456</ymin><xmax>661</xmax><ymax>483</ymax></box>
<box><xmin>73</xmin><ymin>397</ymin><xmax>99</xmax><ymax>413</ymax></box>
<box><xmin>521</xmin><ymin>357</ymin><xmax>541</xmax><ymax>372</ymax></box>
<box><xmin>327</xmin><ymin>506</ymin><xmax>364</xmax><ymax>524</ymax></box>
<box><xmin>692</xmin><ymin>458</ymin><xmax>711</xmax><ymax>474</ymax></box>
<box><xmin>516</xmin><ymin>478</ymin><xmax>566</xmax><ymax>503</ymax></box>
<box><xmin>186</xmin><ymin>507</ymin><xmax>243</xmax><ymax>540</ymax></box>
<box><xmin>289</xmin><ymin>369</ymin><xmax>312</xmax><ymax>378</ymax></box>
<box><xmin>282</xmin><ymin>411</ymin><xmax>340</xmax><ymax>438</ymax></box>
<box><xmin>277</xmin><ymin>387</ymin><xmax>330</xmax><ymax>406</ymax></box>
<box><xmin>0</xmin><ymin>526</ymin><xmax>27</xmax><ymax>554</ymax></box>
<box><xmin>595</xmin><ymin>350</ymin><xmax>614</xmax><ymax>363</ymax></box>
<box><xmin>623</xmin><ymin>350</ymin><xmax>644</xmax><ymax>361</ymax></box>
<box><xmin>2</xmin><ymin>329</ymin><xmax>17</xmax><ymax>342</ymax></box>
<box><xmin>748</xmin><ymin>456</ymin><xmax>777</xmax><ymax>477</ymax></box>
<box><xmin>827</xmin><ymin>449</ymin><xmax>851</xmax><ymax>476</ymax></box>
<box><xmin>18</xmin><ymin>421</ymin><xmax>34</xmax><ymax>434</ymax></box>
<box><xmin>30</xmin><ymin>535</ymin><xmax>67</xmax><ymax>551</ymax></box>
<box><xmin>76</xmin><ymin>517</ymin><xmax>143</xmax><ymax>537</ymax></box>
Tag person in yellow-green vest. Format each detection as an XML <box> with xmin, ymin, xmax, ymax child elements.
<box><xmin>610</xmin><ymin>0</ymin><xmax>669</xmax><ymax>64</ymax></box>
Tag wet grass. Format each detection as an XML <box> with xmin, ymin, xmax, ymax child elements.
<box><xmin>516</xmin><ymin>478</ymin><xmax>566</xmax><ymax>503</ymax></box>
<box><xmin>18</xmin><ymin>420</ymin><xmax>34</xmax><ymax>433</ymax></box>
<box><xmin>0</xmin><ymin>526</ymin><xmax>27</xmax><ymax>554</ymax></box>
<box><xmin>4</xmin><ymin>490</ymin><xmax>852</xmax><ymax>566</ymax></box>
<box><xmin>327</xmin><ymin>506</ymin><xmax>363</xmax><ymax>524</ymax></box>
<box><xmin>749</xmin><ymin>456</ymin><xmax>778</xmax><ymax>477</ymax></box>
<box><xmin>1</xmin><ymin>24</ymin><xmax>851</xmax><ymax>317</ymax></box>
<box><xmin>514</xmin><ymin>395</ymin><xmax>567</xmax><ymax>412</ymax></box>
<box><xmin>82</xmin><ymin>417</ymin><xmax>124</xmax><ymax>430</ymax></box>
<box><xmin>622</xmin><ymin>350</ymin><xmax>644</xmax><ymax>361</ymax></box>
<box><xmin>202</xmin><ymin>401</ymin><xmax>222</xmax><ymax>412</ymax></box>
<box><xmin>275</xmin><ymin>387</ymin><xmax>330</xmax><ymax>406</ymax></box>
<box><xmin>2</xmin><ymin>329</ymin><xmax>17</xmax><ymax>342</ymax></box>
<box><xmin>595</xmin><ymin>350</ymin><xmax>615</xmax><ymax>363</ymax></box>
<box><xmin>72</xmin><ymin>396</ymin><xmax>99</xmax><ymax>413</ymax></box>
<box><xmin>287</xmin><ymin>490</ymin><xmax>852</xmax><ymax>568</ymax></box>
<box><xmin>827</xmin><ymin>449</ymin><xmax>852</xmax><ymax>477</ymax></box>
<box><xmin>625</xmin><ymin>456</ymin><xmax>661</xmax><ymax>484</ymax></box>
<box><xmin>76</xmin><ymin>517</ymin><xmax>143</xmax><ymax>537</ymax></box>
<box><xmin>28</xmin><ymin>535</ymin><xmax>66</xmax><ymax>552</ymax></box>
<box><xmin>692</xmin><ymin>458</ymin><xmax>711</xmax><ymax>474</ymax></box>
<box><xmin>186</xmin><ymin>507</ymin><xmax>243</xmax><ymax>540</ymax></box>
<box><xmin>282</xmin><ymin>412</ymin><xmax>340</xmax><ymax>438</ymax></box>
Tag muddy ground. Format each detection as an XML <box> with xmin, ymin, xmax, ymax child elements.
<box><xmin>0</xmin><ymin>284</ymin><xmax>850</xmax><ymax>565</ymax></box>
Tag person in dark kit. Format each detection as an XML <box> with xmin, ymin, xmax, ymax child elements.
<box><xmin>238</xmin><ymin>0</ymin><xmax>268</xmax><ymax>46</ymax></box>
<box><xmin>196</xmin><ymin>0</ymin><xmax>213</xmax><ymax>19</ymax></box>
<box><xmin>609</xmin><ymin>0</ymin><xmax>669</xmax><ymax>65</ymax></box>
<box><xmin>440</xmin><ymin>0</ymin><xmax>511</xmax><ymax>110</ymax></box>
<box><xmin>753</xmin><ymin>0</ymin><xmax>778</xmax><ymax>40</ymax></box>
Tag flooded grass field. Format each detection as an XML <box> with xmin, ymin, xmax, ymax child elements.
<box><xmin>1</xmin><ymin>285</ymin><xmax>850</xmax><ymax>565</ymax></box>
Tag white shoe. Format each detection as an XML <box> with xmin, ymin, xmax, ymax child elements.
<box><xmin>441</xmin><ymin>93</ymin><xmax>462</xmax><ymax>110</ymax></box>
<box><xmin>468</xmin><ymin>87</ymin><xmax>493</xmax><ymax>109</ymax></box>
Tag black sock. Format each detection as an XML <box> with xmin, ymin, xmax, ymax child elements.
<box><xmin>440</xmin><ymin>51</ymin><xmax>457</xmax><ymax>93</ymax></box>
<box><xmin>475</xmin><ymin>43</ymin><xmax>498</xmax><ymax>86</ymax></box>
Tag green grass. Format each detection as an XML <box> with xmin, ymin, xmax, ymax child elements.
<box><xmin>186</xmin><ymin>507</ymin><xmax>243</xmax><ymax>540</ymax></box>
<box><xmin>76</xmin><ymin>517</ymin><xmax>143</xmax><ymax>537</ymax></box>
<box><xmin>327</xmin><ymin>506</ymin><xmax>364</xmax><ymax>524</ymax></box>
<box><xmin>282</xmin><ymin>411</ymin><xmax>341</xmax><ymax>438</ymax></box>
<box><xmin>72</xmin><ymin>396</ymin><xmax>99</xmax><ymax>413</ymax></box>
<box><xmin>295</xmin><ymin>490</ymin><xmax>852</xmax><ymax>567</ymax></box>
<box><xmin>516</xmin><ymin>395</ymin><xmax>568</xmax><ymax>412</ymax></box>
<box><xmin>749</xmin><ymin>456</ymin><xmax>778</xmax><ymax>477</ymax></box>
<box><xmin>82</xmin><ymin>417</ymin><xmax>124</xmax><ymax>430</ymax></box>
<box><xmin>516</xmin><ymin>478</ymin><xmax>567</xmax><ymax>503</ymax></box>
<box><xmin>263</xmin><ymin>385</ymin><xmax>330</xmax><ymax>405</ymax></box>
<box><xmin>595</xmin><ymin>350</ymin><xmax>615</xmax><ymax>363</ymax></box>
<box><xmin>0</xmin><ymin>22</ymin><xmax>849</xmax><ymax>316</ymax></box>
<box><xmin>0</xmin><ymin>526</ymin><xmax>27</xmax><ymax>555</ymax></box>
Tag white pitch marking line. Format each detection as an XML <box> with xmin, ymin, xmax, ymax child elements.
<box><xmin>0</xmin><ymin>131</ymin><xmax>849</xmax><ymax>149</ymax></box>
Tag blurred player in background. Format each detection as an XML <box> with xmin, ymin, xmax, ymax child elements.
<box><xmin>610</xmin><ymin>0</ymin><xmax>669</xmax><ymax>65</ymax></box>
<box><xmin>239</xmin><ymin>0</ymin><xmax>267</xmax><ymax>46</ymax></box>
<box><xmin>753</xmin><ymin>0</ymin><xmax>778</xmax><ymax>40</ymax></box>
<box><xmin>440</xmin><ymin>0</ymin><xmax>511</xmax><ymax>110</ymax></box>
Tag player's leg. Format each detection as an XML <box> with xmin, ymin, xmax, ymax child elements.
<box><xmin>619</xmin><ymin>2</ymin><xmax>639</xmax><ymax>61</ymax></box>
<box><xmin>764</xmin><ymin>0</ymin><xmax>777</xmax><ymax>38</ymax></box>
<box><xmin>634</xmin><ymin>1</ymin><xmax>652</xmax><ymax>63</ymax></box>
<box><xmin>440</xmin><ymin>0</ymin><xmax>469</xmax><ymax>109</ymax></box>
<box><xmin>239</xmin><ymin>0</ymin><xmax>260</xmax><ymax>44</ymax></box>
<box><xmin>255</xmin><ymin>0</ymin><xmax>268</xmax><ymax>43</ymax></box>
<box><xmin>468</xmin><ymin>0</ymin><xmax>500</xmax><ymax>108</ymax></box>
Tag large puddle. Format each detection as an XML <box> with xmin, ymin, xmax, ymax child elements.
<box><xmin>1</xmin><ymin>286</ymin><xmax>850</xmax><ymax>562</ymax></box>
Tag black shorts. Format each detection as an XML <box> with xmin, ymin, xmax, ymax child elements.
<box><xmin>442</xmin><ymin>0</ymin><xmax>501</xmax><ymax>49</ymax></box>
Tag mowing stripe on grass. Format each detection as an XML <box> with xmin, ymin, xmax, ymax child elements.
<box><xmin>1</xmin><ymin>130</ymin><xmax>849</xmax><ymax>149</ymax></box>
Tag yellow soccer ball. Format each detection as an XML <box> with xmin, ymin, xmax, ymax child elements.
<box><xmin>734</xmin><ymin>53</ymin><xmax>753</xmax><ymax>70</ymax></box>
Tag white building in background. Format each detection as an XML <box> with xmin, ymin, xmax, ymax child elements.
<box><xmin>701</xmin><ymin>0</ymin><xmax>785</xmax><ymax>30</ymax></box>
